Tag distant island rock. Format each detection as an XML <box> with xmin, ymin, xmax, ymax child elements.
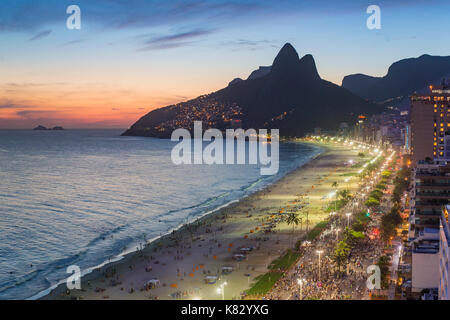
<box><xmin>33</xmin><ymin>125</ymin><xmax>48</xmax><ymax>130</ymax></box>
<box><xmin>33</xmin><ymin>125</ymin><xmax>65</xmax><ymax>131</ymax></box>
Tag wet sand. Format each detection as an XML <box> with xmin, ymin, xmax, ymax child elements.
<box><xmin>42</xmin><ymin>141</ymin><xmax>362</xmax><ymax>300</ymax></box>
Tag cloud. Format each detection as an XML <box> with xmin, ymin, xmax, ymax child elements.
<box><xmin>16</xmin><ymin>110</ymin><xmax>47</xmax><ymax>117</ymax></box>
<box><xmin>62</xmin><ymin>39</ymin><xmax>86</xmax><ymax>46</ymax></box>
<box><xmin>28</xmin><ymin>29</ymin><xmax>52</xmax><ymax>41</ymax></box>
<box><xmin>137</xmin><ymin>29</ymin><xmax>215</xmax><ymax>51</ymax></box>
<box><xmin>0</xmin><ymin>102</ymin><xmax>36</xmax><ymax>109</ymax></box>
<box><xmin>0</xmin><ymin>0</ymin><xmax>264</xmax><ymax>33</ymax></box>
<box><xmin>219</xmin><ymin>39</ymin><xmax>279</xmax><ymax>51</ymax></box>
<box><xmin>1</xmin><ymin>0</ymin><xmax>449</xmax><ymax>36</ymax></box>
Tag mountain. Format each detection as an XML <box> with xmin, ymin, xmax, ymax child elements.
<box><xmin>123</xmin><ymin>43</ymin><xmax>379</xmax><ymax>138</ymax></box>
<box><xmin>342</xmin><ymin>54</ymin><xmax>450</xmax><ymax>103</ymax></box>
<box><xmin>32</xmin><ymin>125</ymin><xmax>65</xmax><ymax>130</ymax></box>
<box><xmin>247</xmin><ymin>66</ymin><xmax>271</xmax><ymax>80</ymax></box>
<box><xmin>33</xmin><ymin>125</ymin><xmax>48</xmax><ymax>130</ymax></box>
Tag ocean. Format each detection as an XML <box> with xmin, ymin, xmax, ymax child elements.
<box><xmin>0</xmin><ymin>129</ymin><xmax>322</xmax><ymax>299</ymax></box>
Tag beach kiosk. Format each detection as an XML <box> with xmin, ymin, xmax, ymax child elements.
<box><xmin>239</xmin><ymin>247</ymin><xmax>253</xmax><ymax>254</ymax></box>
<box><xmin>221</xmin><ymin>266</ymin><xmax>233</xmax><ymax>275</ymax></box>
<box><xmin>204</xmin><ymin>275</ymin><xmax>218</xmax><ymax>285</ymax></box>
<box><xmin>232</xmin><ymin>254</ymin><xmax>246</xmax><ymax>261</ymax></box>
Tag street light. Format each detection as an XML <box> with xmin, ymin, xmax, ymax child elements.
<box><xmin>217</xmin><ymin>281</ymin><xmax>228</xmax><ymax>300</ymax></box>
<box><xmin>346</xmin><ymin>213</ymin><xmax>352</xmax><ymax>227</ymax></box>
<box><xmin>297</xmin><ymin>278</ymin><xmax>306</xmax><ymax>300</ymax></box>
<box><xmin>316</xmin><ymin>250</ymin><xmax>323</xmax><ymax>282</ymax></box>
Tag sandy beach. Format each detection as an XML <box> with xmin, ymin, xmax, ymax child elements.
<box><xmin>42</xmin><ymin>141</ymin><xmax>363</xmax><ymax>300</ymax></box>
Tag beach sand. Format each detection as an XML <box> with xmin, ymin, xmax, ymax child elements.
<box><xmin>42</xmin><ymin>141</ymin><xmax>362</xmax><ymax>300</ymax></box>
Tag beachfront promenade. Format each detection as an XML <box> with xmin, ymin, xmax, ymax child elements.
<box><xmin>44</xmin><ymin>140</ymin><xmax>394</xmax><ymax>300</ymax></box>
<box><xmin>265</xmin><ymin>150</ymin><xmax>396</xmax><ymax>300</ymax></box>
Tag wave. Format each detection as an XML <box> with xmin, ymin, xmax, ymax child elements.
<box><xmin>85</xmin><ymin>225</ymin><xmax>129</xmax><ymax>248</ymax></box>
<box><xmin>0</xmin><ymin>248</ymin><xmax>88</xmax><ymax>296</ymax></box>
<box><xmin>6</xmin><ymin>141</ymin><xmax>324</xmax><ymax>300</ymax></box>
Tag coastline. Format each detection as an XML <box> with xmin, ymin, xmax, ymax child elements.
<box><xmin>41</xmin><ymin>141</ymin><xmax>360</xmax><ymax>300</ymax></box>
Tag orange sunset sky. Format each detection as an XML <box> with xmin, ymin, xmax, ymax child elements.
<box><xmin>2</xmin><ymin>0</ymin><xmax>450</xmax><ymax>129</ymax></box>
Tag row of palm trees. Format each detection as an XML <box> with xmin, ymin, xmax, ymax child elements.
<box><xmin>285</xmin><ymin>181</ymin><xmax>353</xmax><ymax>248</ymax></box>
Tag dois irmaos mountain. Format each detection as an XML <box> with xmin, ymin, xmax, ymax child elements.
<box><xmin>123</xmin><ymin>43</ymin><xmax>379</xmax><ymax>138</ymax></box>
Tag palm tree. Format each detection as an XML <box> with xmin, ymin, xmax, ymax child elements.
<box><xmin>338</xmin><ymin>189</ymin><xmax>351</xmax><ymax>201</ymax></box>
<box><xmin>286</xmin><ymin>212</ymin><xmax>301</xmax><ymax>247</ymax></box>
<box><xmin>333</xmin><ymin>240</ymin><xmax>350</xmax><ymax>274</ymax></box>
<box><xmin>331</xmin><ymin>182</ymin><xmax>339</xmax><ymax>211</ymax></box>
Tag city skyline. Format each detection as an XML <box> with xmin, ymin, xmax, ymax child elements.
<box><xmin>1</xmin><ymin>0</ymin><xmax>450</xmax><ymax>129</ymax></box>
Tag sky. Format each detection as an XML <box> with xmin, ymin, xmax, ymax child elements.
<box><xmin>1</xmin><ymin>0</ymin><xmax>450</xmax><ymax>129</ymax></box>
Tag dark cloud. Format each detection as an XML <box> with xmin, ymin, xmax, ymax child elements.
<box><xmin>137</xmin><ymin>29</ymin><xmax>215</xmax><ymax>51</ymax></box>
<box><xmin>28</xmin><ymin>29</ymin><xmax>52</xmax><ymax>41</ymax></box>
<box><xmin>16</xmin><ymin>110</ymin><xmax>51</xmax><ymax>117</ymax></box>
<box><xmin>0</xmin><ymin>0</ymin><xmax>264</xmax><ymax>33</ymax></box>
<box><xmin>219</xmin><ymin>39</ymin><xmax>279</xmax><ymax>51</ymax></box>
<box><xmin>2</xmin><ymin>0</ymin><xmax>448</xmax><ymax>34</ymax></box>
<box><xmin>0</xmin><ymin>102</ymin><xmax>36</xmax><ymax>109</ymax></box>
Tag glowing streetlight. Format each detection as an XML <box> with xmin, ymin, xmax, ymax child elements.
<box><xmin>297</xmin><ymin>278</ymin><xmax>306</xmax><ymax>300</ymax></box>
<box><xmin>316</xmin><ymin>250</ymin><xmax>323</xmax><ymax>282</ymax></box>
<box><xmin>217</xmin><ymin>281</ymin><xmax>228</xmax><ymax>300</ymax></box>
<box><xmin>346</xmin><ymin>213</ymin><xmax>352</xmax><ymax>227</ymax></box>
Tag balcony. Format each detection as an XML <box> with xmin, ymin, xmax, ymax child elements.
<box><xmin>415</xmin><ymin>192</ymin><xmax>450</xmax><ymax>198</ymax></box>
<box><xmin>414</xmin><ymin>200</ymin><xmax>449</xmax><ymax>207</ymax></box>
<box><xmin>416</xmin><ymin>182</ymin><xmax>450</xmax><ymax>187</ymax></box>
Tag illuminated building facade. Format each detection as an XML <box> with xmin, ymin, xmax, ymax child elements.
<box><xmin>410</xmin><ymin>82</ymin><xmax>450</xmax><ymax>164</ymax></box>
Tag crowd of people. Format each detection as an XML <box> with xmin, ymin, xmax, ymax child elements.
<box><xmin>264</xmin><ymin>159</ymin><xmax>393</xmax><ymax>300</ymax></box>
